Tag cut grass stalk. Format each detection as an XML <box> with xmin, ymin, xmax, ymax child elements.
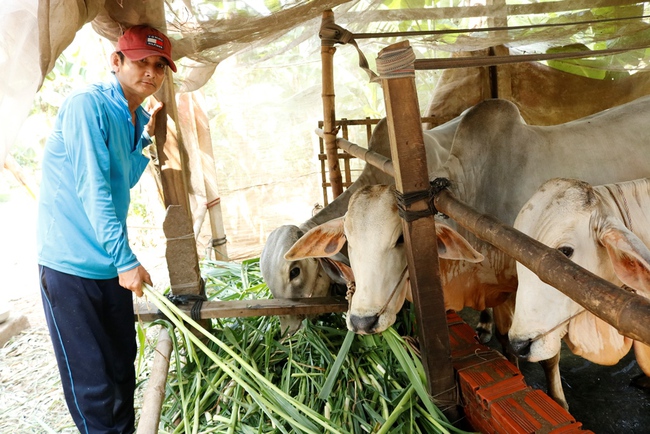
<box><xmin>318</xmin><ymin>329</ymin><xmax>355</xmax><ymax>400</ymax></box>
<box><xmin>376</xmin><ymin>384</ymin><xmax>416</xmax><ymax>434</ymax></box>
<box><xmin>143</xmin><ymin>284</ymin><xmax>338</xmax><ymax>434</ymax></box>
<box><xmin>141</xmin><ymin>258</ymin><xmax>476</xmax><ymax>433</ymax></box>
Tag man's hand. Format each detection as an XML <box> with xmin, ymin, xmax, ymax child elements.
<box><xmin>144</xmin><ymin>100</ymin><xmax>164</xmax><ymax>139</ymax></box>
<box><xmin>119</xmin><ymin>265</ymin><xmax>153</xmax><ymax>297</ymax></box>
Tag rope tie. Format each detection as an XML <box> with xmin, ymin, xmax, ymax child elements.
<box><xmin>376</xmin><ymin>45</ymin><xmax>416</xmax><ymax>79</ymax></box>
<box><xmin>376</xmin><ymin>265</ymin><xmax>408</xmax><ymax>317</ymax></box>
<box><xmin>167</xmin><ymin>233</ymin><xmax>195</xmax><ymax>241</ymax></box>
<box><xmin>206</xmin><ymin>197</ymin><xmax>221</xmax><ymax>209</ymax></box>
<box><xmin>210</xmin><ymin>236</ymin><xmax>227</xmax><ymax>247</ymax></box>
<box><xmin>345</xmin><ymin>281</ymin><xmax>356</xmax><ymax>302</ymax></box>
<box><xmin>319</xmin><ymin>19</ymin><xmax>380</xmax><ymax>83</ymax></box>
<box><xmin>166</xmin><ymin>278</ymin><xmax>207</xmax><ymax>321</ymax></box>
<box><xmin>395</xmin><ymin>178</ymin><xmax>451</xmax><ymax>222</ymax></box>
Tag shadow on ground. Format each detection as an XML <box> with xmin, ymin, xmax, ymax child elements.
<box><xmin>459</xmin><ymin>308</ymin><xmax>650</xmax><ymax>434</ymax></box>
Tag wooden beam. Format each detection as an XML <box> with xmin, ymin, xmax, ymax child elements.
<box><xmin>154</xmin><ymin>75</ymin><xmax>191</xmax><ymax>214</ymax></box>
<box><xmin>163</xmin><ymin>205</ymin><xmax>202</xmax><ymax>296</ymax></box>
<box><xmin>134</xmin><ymin>296</ymin><xmax>348</xmax><ymax>322</ymax></box>
<box><xmin>378</xmin><ymin>41</ymin><xmax>458</xmax><ymax>418</ymax></box>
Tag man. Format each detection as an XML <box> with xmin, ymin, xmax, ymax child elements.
<box><xmin>37</xmin><ymin>25</ymin><xmax>177</xmax><ymax>433</ymax></box>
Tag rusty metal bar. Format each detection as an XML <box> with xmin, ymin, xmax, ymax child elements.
<box><xmin>434</xmin><ymin>189</ymin><xmax>650</xmax><ymax>347</ymax></box>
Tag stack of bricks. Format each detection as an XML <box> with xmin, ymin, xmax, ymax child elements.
<box><xmin>446</xmin><ymin>311</ymin><xmax>594</xmax><ymax>434</ymax></box>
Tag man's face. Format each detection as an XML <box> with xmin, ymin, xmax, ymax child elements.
<box><xmin>112</xmin><ymin>54</ymin><xmax>167</xmax><ymax>102</ymax></box>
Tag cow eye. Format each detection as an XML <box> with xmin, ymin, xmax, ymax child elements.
<box><xmin>395</xmin><ymin>234</ymin><xmax>404</xmax><ymax>247</ymax></box>
<box><xmin>289</xmin><ymin>266</ymin><xmax>301</xmax><ymax>281</ymax></box>
<box><xmin>558</xmin><ymin>246</ymin><xmax>574</xmax><ymax>258</ymax></box>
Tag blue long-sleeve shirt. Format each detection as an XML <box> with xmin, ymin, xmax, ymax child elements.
<box><xmin>37</xmin><ymin>75</ymin><xmax>152</xmax><ymax>279</ymax></box>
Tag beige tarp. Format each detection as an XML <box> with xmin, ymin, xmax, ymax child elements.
<box><xmin>2</xmin><ymin>0</ymin><xmax>650</xmax><ymax>166</ymax></box>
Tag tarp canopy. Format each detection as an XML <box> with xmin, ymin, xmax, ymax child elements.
<box><xmin>3</xmin><ymin>0</ymin><xmax>650</xmax><ymax>165</ymax></box>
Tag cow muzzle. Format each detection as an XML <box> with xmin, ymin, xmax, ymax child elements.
<box><xmin>347</xmin><ymin>313</ymin><xmax>380</xmax><ymax>334</ymax></box>
<box><xmin>509</xmin><ymin>338</ymin><xmax>533</xmax><ymax>359</ymax></box>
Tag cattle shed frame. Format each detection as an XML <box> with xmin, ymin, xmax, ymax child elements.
<box><xmin>307</xmin><ymin>8</ymin><xmax>650</xmax><ymax>431</ymax></box>
<box><xmin>134</xmin><ymin>7</ymin><xmax>650</xmax><ymax>430</ymax></box>
<box><xmin>16</xmin><ymin>1</ymin><xmax>650</xmax><ymax>432</ymax></box>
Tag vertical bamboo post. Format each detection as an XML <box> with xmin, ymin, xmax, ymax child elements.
<box><xmin>377</xmin><ymin>41</ymin><xmax>458</xmax><ymax>419</ymax></box>
<box><xmin>196</xmin><ymin>110</ymin><xmax>229</xmax><ymax>261</ymax></box>
<box><xmin>320</xmin><ymin>10</ymin><xmax>343</xmax><ymax>199</ymax></box>
<box><xmin>136</xmin><ymin>327</ymin><xmax>172</xmax><ymax>434</ymax></box>
<box><xmin>177</xmin><ymin>92</ymin><xmax>228</xmax><ymax>261</ymax></box>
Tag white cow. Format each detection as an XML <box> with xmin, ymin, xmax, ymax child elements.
<box><xmin>285</xmin><ymin>184</ymin><xmax>493</xmax><ymax>334</ymax></box>
<box><xmin>285</xmin><ymin>95</ymin><xmax>650</xmax><ymax>336</ymax></box>
<box><xmin>260</xmin><ymin>115</ymin><xmax>462</xmax><ymax>334</ymax></box>
<box><xmin>508</xmin><ymin>177</ymin><xmax>650</xmax><ymax>409</ymax></box>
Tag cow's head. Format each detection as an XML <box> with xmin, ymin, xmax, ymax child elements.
<box><xmin>260</xmin><ymin>224</ymin><xmax>350</xmax><ymax>335</ymax></box>
<box><xmin>509</xmin><ymin>178</ymin><xmax>650</xmax><ymax>363</ymax></box>
<box><xmin>284</xmin><ymin>185</ymin><xmax>484</xmax><ymax>334</ymax></box>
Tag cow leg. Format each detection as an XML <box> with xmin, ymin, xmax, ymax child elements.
<box><xmin>631</xmin><ymin>375</ymin><xmax>650</xmax><ymax>389</ymax></box>
<box><xmin>475</xmin><ymin>308</ymin><xmax>493</xmax><ymax>344</ymax></box>
<box><xmin>493</xmin><ymin>294</ymin><xmax>518</xmax><ymax>366</ymax></box>
<box><xmin>631</xmin><ymin>341</ymin><xmax>650</xmax><ymax>389</ymax></box>
<box><xmin>539</xmin><ymin>351</ymin><xmax>568</xmax><ymax>411</ymax></box>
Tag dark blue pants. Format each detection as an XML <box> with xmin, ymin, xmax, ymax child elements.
<box><xmin>40</xmin><ymin>265</ymin><xmax>136</xmax><ymax>434</ymax></box>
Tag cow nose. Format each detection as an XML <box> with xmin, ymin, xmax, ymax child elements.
<box><xmin>348</xmin><ymin>314</ymin><xmax>379</xmax><ymax>334</ymax></box>
<box><xmin>510</xmin><ymin>338</ymin><xmax>533</xmax><ymax>358</ymax></box>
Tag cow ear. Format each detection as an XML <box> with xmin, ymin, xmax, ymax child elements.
<box><xmin>319</xmin><ymin>257</ymin><xmax>355</xmax><ymax>285</ymax></box>
<box><xmin>600</xmin><ymin>222</ymin><xmax>650</xmax><ymax>297</ymax></box>
<box><xmin>435</xmin><ymin>222</ymin><xmax>484</xmax><ymax>263</ymax></box>
<box><xmin>284</xmin><ymin>217</ymin><xmax>346</xmax><ymax>260</ymax></box>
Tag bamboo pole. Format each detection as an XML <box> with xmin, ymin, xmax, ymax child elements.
<box><xmin>320</xmin><ymin>10</ymin><xmax>343</xmax><ymax>199</ymax></box>
<box><xmin>413</xmin><ymin>45</ymin><xmax>648</xmax><ymax>70</ymax></box>
<box><xmin>434</xmin><ymin>189</ymin><xmax>650</xmax><ymax>346</ymax></box>
<box><xmin>137</xmin><ymin>327</ymin><xmax>172</xmax><ymax>434</ymax></box>
<box><xmin>178</xmin><ymin>92</ymin><xmax>228</xmax><ymax>260</ymax></box>
<box><xmin>314</xmin><ymin>130</ymin><xmax>395</xmax><ymax>177</ymax></box>
<box><xmin>378</xmin><ymin>41</ymin><xmax>458</xmax><ymax>419</ymax></box>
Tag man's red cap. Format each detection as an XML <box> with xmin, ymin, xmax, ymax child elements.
<box><xmin>116</xmin><ymin>25</ymin><xmax>177</xmax><ymax>72</ymax></box>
